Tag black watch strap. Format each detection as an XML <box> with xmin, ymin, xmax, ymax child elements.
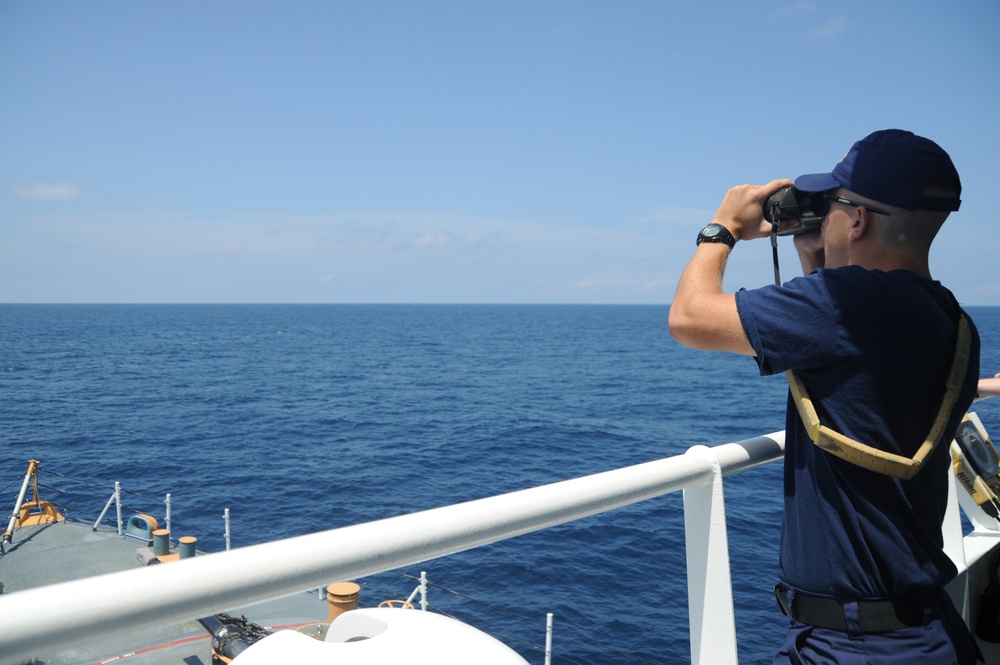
<box><xmin>696</xmin><ymin>223</ymin><xmax>737</xmax><ymax>249</ymax></box>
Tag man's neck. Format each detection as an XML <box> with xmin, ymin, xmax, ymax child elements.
<box><xmin>850</xmin><ymin>241</ymin><xmax>932</xmax><ymax>280</ymax></box>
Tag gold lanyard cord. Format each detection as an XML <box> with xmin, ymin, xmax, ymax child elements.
<box><xmin>787</xmin><ymin>315</ymin><xmax>971</xmax><ymax>479</ymax></box>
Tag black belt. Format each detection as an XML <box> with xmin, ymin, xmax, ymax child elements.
<box><xmin>774</xmin><ymin>584</ymin><xmax>939</xmax><ymax>633</ymax></box>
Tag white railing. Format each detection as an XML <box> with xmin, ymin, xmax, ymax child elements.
<box><xmin>0</xmin><ymin>431</ymin><xmax>785</xmax><ymax>663</ymax></box>
<box><xmin>1</xmin><ymin>426</ymin><xmax>995</xmax><ymax>664</ymax></box>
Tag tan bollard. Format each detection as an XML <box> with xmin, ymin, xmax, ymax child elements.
<box><xmin>327</xmin><ymin>582</ymin><xmax>361</xmax><ymax>623</ymax></box>
<box><xmin>152</xmin><ymin>529</ymin><xmax>170</xmax><ymax>556</ymax></box>
<box><xmin>178</xmin><ymin>536</ymin><xmax>197</xmax><ymax>559</ymax></box>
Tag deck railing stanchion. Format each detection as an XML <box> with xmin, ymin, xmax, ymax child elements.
<box><xmin>93</xmin><ymin>490</ymin><xmax>116</xmax><ymax>532</ymax></box>
<box><xmin>165</xmin><ymin>493</ymin><xmax>172</xmax><ymax>543</ymax></box>
<box><xmin>683</xmin><ymin>445</ymin><xmax>738</xmax><ymax>665</ymax></box>
<box><xmin>403</xmin><ymin>570</ymin><xmax>427</xmax><ymax>609</ymax></box>
<box><xmin>224</xmin><ymin>508</ymin><xmax>231</xmax><ymax>551</ymax></box>
<box><xmin>544</xmin><ymin>612</ymin><xmax>554</xmax><ymax>665</ymax></box>
<box><xmin>115</xmin><ymin>482</ymin><xmax>123</xmax><ymax>536</ymax></box>
<box><xmin>93</xmin><ymin>481</ymin><xmax>122</xmax><ymax>534</ymax></box>
<box><xmin>4</xmin><ymin>461</ymin><xmax>37</xmax><ymax>543</ymax></box>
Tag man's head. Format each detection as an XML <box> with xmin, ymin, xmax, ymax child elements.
<box><xmin>794</xmin><ymin>130</ymin><xmax>961</xmax><ymax>271</ymax></box>
<box><xmin>794</xmin><ymin>129</ymin><xmax>961</xmax><ymax>212</ymax></box>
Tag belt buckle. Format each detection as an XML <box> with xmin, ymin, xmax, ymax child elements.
<box><xmin>774</xmin><ymin>584</ymin><xmax>791</xmax><ymax>617</ymax></box>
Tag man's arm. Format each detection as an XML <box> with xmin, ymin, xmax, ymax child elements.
<box><xmin>668</xmin><ymin>243</ymin><xmax>751</xmax><ymax>354</ymax></box>
<box><xmin>979</xmin><ymin>373</ymin><xmax>1000</xmax><ymax>398</ymax></box>
<box><xmin>668</xmin><ymin>180</ymin><xmax>792</xmax><ymax>355</ymax></box>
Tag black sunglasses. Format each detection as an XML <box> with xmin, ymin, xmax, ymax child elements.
<box><xmin>816</xmin><ymin>193</ymin><xmax>890</xmax><ymax>217</ymax></box>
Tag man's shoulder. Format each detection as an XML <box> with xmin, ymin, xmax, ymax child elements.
<box><xmin>802</xmin><ymin>267</ymin><xmax>955</xmax><ymax>301</ymax></box>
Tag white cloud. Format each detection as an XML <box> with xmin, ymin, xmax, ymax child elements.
<box><xmin>8</xmin><ymin>209</ymin><xmax>695</xmax><ymax>303</ymax></box>
<box><xmin>571</xmin><ymin>269</ymin><xmax>676</xmax><ymax>297</ymax></box>
<box><xmin>15</xmin><ymin>180</ymin><xmax>83</xmax><ymax>201</ymax></box>
<box><xmin>411</xmin><ymin>232</ymin><xmax>452</xmax><ymax>249</ymax></box>
<box><xmin>811</xmin><ymin>15</ymin><xmax>850</xmax><ymax>39</ymax></box>
<box><xmin>771</xmin><ymin>1</ymin><xmax>817</xmax><ymax>22</ymax></box>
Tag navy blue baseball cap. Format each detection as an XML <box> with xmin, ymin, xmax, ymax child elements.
<box><xmin>794</xmin><ymin>129</ymin><xmax>961</xmax><ymax>211</ymax></box>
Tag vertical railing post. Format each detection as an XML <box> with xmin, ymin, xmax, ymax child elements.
<box><xmin>544</xmin><ymin>612</ymin><xmax>554</xmax><ymax>665</ymax></box>
<box><xmin>405</xmin><ymin>571</ymin><xmax>427</xmax><ymax>610</ymax></box>
<box><xmin>944</xmin><ymin>459</ymin><xmax>972</xmax><ymax>622</ymax></box>
<box><xmin>114</xmin><ymin>482</ymin><xmax>123</xmax><ymax>536</ymax></box>
<box><xmin>164</xmin><ymin>493</ymin><xmax>172</xmax><ymax>543</ymax></box>
<box><xmin>224</xmin><ymin>508</ymin><xmax>231</xmax><ymax>551</ymax></box>
<box><xmin>683</xmin><ymin>445</ymin><xmax>738</xmax><ymax>665</ymax></box>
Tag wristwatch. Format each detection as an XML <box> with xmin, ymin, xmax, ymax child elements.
<box><xmin>696</xmin><ymin>223</ymin><xmax>737</xmax><ymax>249</ymax></box>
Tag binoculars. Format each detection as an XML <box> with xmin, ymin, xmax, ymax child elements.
<box><xmin>762</xmin><ymin>187</ymin><xmax>824</xmax><ymax>236</ymax></box>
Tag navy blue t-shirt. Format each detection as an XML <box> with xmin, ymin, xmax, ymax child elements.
<box><xmin>735</xmin><ymin>266</ymin><xmax>980</xmax><ymax>599</ymax></box>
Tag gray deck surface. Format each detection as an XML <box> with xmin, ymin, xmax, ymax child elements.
<box><xmin>0</xmin><ymin>519</ymin><xmax>329</xmax><ymax>665</ymax></box>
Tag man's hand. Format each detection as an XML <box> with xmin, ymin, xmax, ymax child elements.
<box><xmin>668</xmin><ymin>178</ymin><xmax>791</xmax><ymax>355</ymax></box>
<box><xmin>793</xmin><ymin>229</ymin><xmax>825</xmax><ymax>274</ymax></box>
<box><xmin>712</xmin><ymin>179</ymin><xmax>793</xmax><ymax>241</ymax></box>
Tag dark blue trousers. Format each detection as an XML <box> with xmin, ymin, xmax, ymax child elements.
<box><xmin>773</xmin><ymin>587</ymin><xmax>981</xmax><ymax>665</ymax></box>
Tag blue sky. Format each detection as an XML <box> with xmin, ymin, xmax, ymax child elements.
<box><xmin>2</xmin><ymin>1</ymin><xmax>998</xmax><ymax>304</ymax></box>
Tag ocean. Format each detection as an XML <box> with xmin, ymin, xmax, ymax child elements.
<box><xmin>2</xmin><ymin>304</ymin><xmax>999</xmax><ymax>664</ymax></box>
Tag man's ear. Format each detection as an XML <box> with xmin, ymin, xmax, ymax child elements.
<box><xmin>849</xmin><ymin>208</ymin><xmax>871</xmax><ymax>241</ymax></box>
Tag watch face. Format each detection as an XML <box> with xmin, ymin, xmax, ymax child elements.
<box><xmin>703</xmin><ymin>225</ymin><xmax>721</xmax><ymax>237</ymax></box>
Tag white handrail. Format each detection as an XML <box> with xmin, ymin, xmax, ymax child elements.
<box><xmin>0</xmin><ymin>432</ymin><xmax>785</xmax><ymax>663</ymax></box>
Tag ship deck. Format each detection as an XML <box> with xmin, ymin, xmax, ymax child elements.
<box><xmin>0</xmin><ymin>519</ymin><xmax>329</xmax><ymax>665</ymax></box>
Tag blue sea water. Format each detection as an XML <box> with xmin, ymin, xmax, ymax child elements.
<box><xmin>2</xmin><ymin>304</ymin><xmax>998</xmax><ymax>664</ymax></box>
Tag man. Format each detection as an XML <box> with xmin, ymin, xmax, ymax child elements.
<box><xmin>669</xmin><ymin>129</ymin><xmax>981</xmax><ymax>664</ymax></box>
